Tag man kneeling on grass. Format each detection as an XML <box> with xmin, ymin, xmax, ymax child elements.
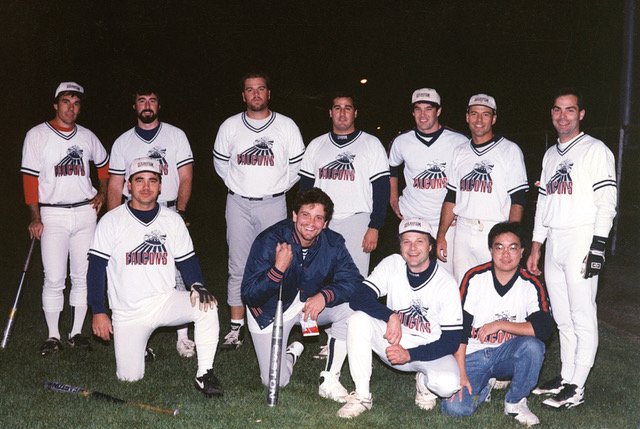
<box><xmin>337</xmin><ymin>218</ymin><xmax>462</xmax><ymax>419</ymax></box>
<box><xmin>441</xmin><ymin>222</ymin><xmax>552</xmax><ymax>426</ymax></box>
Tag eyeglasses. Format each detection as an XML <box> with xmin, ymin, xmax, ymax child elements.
<box><xmin>492</xmin><ymin>243</ymin><xmax>521</xmax><ymax>253</ymax></box>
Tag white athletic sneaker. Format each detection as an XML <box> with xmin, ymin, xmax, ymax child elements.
<box><xmin>220</xmin><ymin>326</ymin><xmax>244</xmax><ymax>350</ymax></box>
<box><xmin>493</xmin><ymin>379</ymin><xmax>511</xmax><ymax>389</ymax></box>
<box><xmin>318</xmin><ymin>371</ymin><xmax>348</xmax><ymax>403</ymax></box>
<box><xmin>286</xmin><ymin>341</ymin><xmax>304</xmax><ymax>366</ymax></box>
<box><xmin>415</xmin><ymin>372</ymin><xmax>437</xmax><ymax>410</ymax></box>
<box><xmin>314</xmin><ymin>344</ymin><xmax>329</xmax><ymax>359</ymax></box>
<box><xmin>176</xmin><ymin>338</ymin><xmax>196</xmax><ymax>358</ymax></box>
<box><xmin>542</xmin><ymin>384</ymin><xmax>585</xmax><ymax>409</ymax></box>
<box><xmin>336</xmin><ymin>392</ymin><xmax>373</xmax><ymax>418</ymax></box>
<box><xmin>486</xmin><ymin>378</ymin><xmax>497</xmax><ymax>402</ymax></box>
<box><xmin>504</xmin><ymin>397</ymin><xmax>540</xmax><ymax>427</ymax></box>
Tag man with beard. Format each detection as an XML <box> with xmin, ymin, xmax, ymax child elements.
<box><xmin>107</xmin><ymin>86</ymin><xmax>196</xmax><ymax>358</ymax></box>
<box><xmin>213</xmin><ymin>72</ymin><xmax>305</xmax><ymax>350</ymax></box>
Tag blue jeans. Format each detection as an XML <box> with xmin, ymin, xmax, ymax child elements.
<box><xmin>441</xmin><ymin>336</ymin><xmax>545</xmax><ymax>417</ymax></box>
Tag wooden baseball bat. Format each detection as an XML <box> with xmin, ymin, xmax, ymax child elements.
<box><xmin>1</xmin><ymin>237</ymin><xmax>37</xmax><ymax>349</ymax></box>
<box><xmin>266</xmin><ymin>284</ymin><xmax>284</xmax><ymax>407</ymax></box>
<box><xmin>44</xmin><ymin>381</ymin><xmax>179</xmax><ymax>416</ymax></box>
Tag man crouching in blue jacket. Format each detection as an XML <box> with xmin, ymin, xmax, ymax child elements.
<box><xmin>241</xmin><ymin>188</ymin><xmax>363</xmax><ymax>403</ymax></box>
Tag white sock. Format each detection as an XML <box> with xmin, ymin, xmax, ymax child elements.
<box><xmin>176</xmin><ymin>327</ymin><xmax>189</xmax><ymax>342</ymax></box>
<box><xmin>44</xmin><ymin>311</ymin><xmax>61</xmax><ymax>339</ymax></box>
<box><xmin>230</xmin><ymin>319</ymin><xmax>245</xmax><ymax>328</ymax></box>
<box><xmin>69</xmin><ymin>306</ymin><xmax>87</xmax><ymax>337</ymax></box>
<box><xmin>570</xmin><ymin>365</ymin><xmax>591</xmax><ymax>388</ymax></box>
<box><xmin>325</xmin><ymin>336</ymin><xmax>347</xmax><ymax>375</ymax></box>
<box><xmin>560</xmin><ymin>363</ymin><xmax>575</xmax><ymax>384</ymax></box>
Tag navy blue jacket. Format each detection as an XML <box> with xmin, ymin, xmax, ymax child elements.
<box><xmin>241</xmin><ymin>218</ymin><xmax>363</xmax><ymax>329</ymax></box>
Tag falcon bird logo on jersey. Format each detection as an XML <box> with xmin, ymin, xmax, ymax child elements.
<box><xmin>471</xmin><ymin>312</ymin><xmax>516</xmax><ymax>344</ymax></box>
<box><xmin>396</xmin><ymin>300</ymin><xmax>431</xmax><ymax>333</ymax></box>
<box><xmin>147</xmin><ymin>147</ymin><xmax>169</xmax><ymax>175</ymax></box>
<box><xmin>125</xmin><ymin>230</ymin><xmax>168</xmax><ymax>265</ymax></box>
<box><xmin>237</xmin><ymin>137</ymin><xmax>275</xmax><ymax>166</ymax></box>
<box><xmin>546</xmin><ymin>160</ymin><xmax>573</xmax><ymax>195</ymax></box>
<box><xmin>318</xmin><ymin>152</ymin><xmax>356</xmax><ymax>181</ymax></box>
<box><xmin>459</xmin><ymin>160</ymin><xmax>494</xmax><ymax>193</ymax></box>
<box><xmin>413</xmin><ymin>161</ymin><xmax>447</xmax><ymax>190</ymax></box>
<box><xmin>55</xmin><ymin>145</ymin><xmax>85</xmax><ymax>177</ymax></box>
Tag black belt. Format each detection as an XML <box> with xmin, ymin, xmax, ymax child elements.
<box><xmin>166</xmin><ymin>200</ymin><xmax>177</xmax><ymax>208</ymax></box>
<box><xmin>40</xmin><ymin>200</ymin><xmax>92</xmax><ymax>208</ymax></box>
<box><xmin>228</xmin><ymin>190</ymin><xmax>284</xmax><ymax>201</ymax></box>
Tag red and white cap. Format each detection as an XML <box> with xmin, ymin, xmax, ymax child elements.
<box><xmin>55</xmin><ymin>82</ymin><xmax>84</xmax><ymax>98</ymax></box>
<box><xmin>399</xmin><ymin>217</ymin><xmax>433</xmax><ymax>237</ymax></box>
<box><xmin>468</xmin><ymin>93</ymin><xmax>497</xmax><ymax>111</ymax></box>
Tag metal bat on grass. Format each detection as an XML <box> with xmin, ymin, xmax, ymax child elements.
<box><xmin>1</xmin><ymin>237</ymin><xmax>37</xmax><ymax>349</ymax></box>
<box><xmin>44</xmin><ymin>381</ymin><xmax>179</xmax><ymax>416</ymax></box>
<box><xmin>266</xmin><ymin>282</ymin><xmax>284</xmax><ymax>406</ymax></box>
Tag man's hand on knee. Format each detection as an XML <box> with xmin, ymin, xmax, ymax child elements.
<box><xmin>190</xmin><ymin>283</ymin><xmax>217</xmax><ymax>311</ymax></box>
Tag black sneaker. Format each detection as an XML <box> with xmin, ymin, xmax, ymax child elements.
<box><xmin>144</xmin><ymin>347</ymin><xmax>156</xmax><ymax>362</ymax></box>
<box><xmin>67</xmin><ymin>334</ymin><xmax>92</xmax><ymax>350</ymax></box>
<box><xmin>219</xmin><ymin>326</ymin><xmax>245</xmax><ymax>350</ymax></box>
<box><xmin>543</xmin><ymin>384</ymin><xmax>585</xmax><ymax>409</ymax></box>
<box><xmin>40</xmin><ymin>337</ymin><xmax>62</xmax><ymax>357</ymax></box>
<box><xmin>194</xmin><ymin>369</ymin><xmax>224</xmax><ymax>397</ymax></box>
<box><xmin>532</xmin><ymin>375</ymin><xmax>566</xmax><ymax>395</ymax></box>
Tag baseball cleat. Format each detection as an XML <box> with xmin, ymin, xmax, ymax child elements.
<box><xmin>67</xmin><ymin>334</ymin><xmax>92</xmax><ymax>350</ymax></box>
<box><xmin>40</xmin><ymin>337</ymin><xmax>62</xmax><ymax>357</ymax></box>
<box><xmin>144</xmin><ymin>346</ymin><xmax>156</xmax><ymax>362</ymax></box>
<box><xmin>336</xmin><ymin>392</ymin><xmax>372</xmax><ymax>418</ymax></box>
<box><xmin>532</xmin><ymin>375</ymin><xmax>566</xmax><ymax>396</ymax></box>
<box><xmin>318</xmin><ymin>371</ymin><xmax>348</xmax><ymax>403</ymax></box>
<box><xmin>542</xmin><ymin>384</ymin><xmax>584</xmax><ymax>409</ymax></box>
<box><xmin>504</xmin><ymin>397</ymin><xmax>540</xmax><ymax>426</ymax></box>
<box><xmin>176</xmin><ymin>338</ymin><xmax>196</xmax><ymax>358</ymax></box>
<box><xmin>286</xmin><ymin>341</ymin><xmax>304</xmax><ymax>366</ymax></box>
<box><xmin>313</xmin><ymin>344</ymin><xmax>329</xmax><ymax>359</ymax></box>
<box><xmin>415</xmin><ymin>372</ymin><xmax>437</xmax><ymax>410</ymax></box>
<box><xmin>220</xmin><ymin>326</ymin><xmax>244</xmax><ymax>350</ymax></box>
<box><xmin>194</xmin><ymin>369</ymin><xmax>224</xmax><ymax>397</ymax></box>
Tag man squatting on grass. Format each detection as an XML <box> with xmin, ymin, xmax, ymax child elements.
<box><xmin>241</xmin><ymin>188</ymin><xmax>362</xmax><ymax>402</ymax></box>
<box><xmin>337</xmin><ymin>217</ymin><xmax>462</xmax><ymax>419</ymax></box>
<box><xmin>442</xmin><ymin>222</ymin><xmax>552</xmax><ymax>426</ymax></box>
<box><xmin>87</xmin><ymin>157</ymin><xmax>223</xmax><ymax>397</ymax></box>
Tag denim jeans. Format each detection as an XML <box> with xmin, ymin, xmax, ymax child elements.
<box><xmin>441</xmin><ymin>336</ymin><xmax>545</xmax><ymax>417</ymax></box>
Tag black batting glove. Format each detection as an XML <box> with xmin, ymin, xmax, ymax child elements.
<box><xmin>189</xmin><ymin>283</ymin><xmax>217</xmax><ymax>311</ymax></box>
<box><xmin>581</xmin><ymin>236</ymin><xmax>607</xmax><ymax>279</ymax></box>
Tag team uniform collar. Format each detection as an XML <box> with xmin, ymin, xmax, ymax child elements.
<box><xmin>135</xmin><ymin>122</ymin><xmax>162</xmax><ymax>143</ymax></box>
<box><xmin>491</xmin><ymin>262</ymin><xmax>520</xmax><ymax>297</ymax></box>
<box><xmin>556</xmin><ymin>131</ymin><xmax>586</xmax><ymax>156</ymax></box>
<box><xmin>126</xmin><ymin>202</ymin><xmax>160</xmax><ymax>226</ymax></box>
<box><xmin>414</xmin><ymin>126</ymin><xmax>445</xmax><ymax>147</ymax></box>
<box><xmin>330</xmin><ymin>130</ymin><xmax>362</xmax><ymax>147</ymax></box>
<box><xmin>242</xmin><ymin>111</ymin><xmax>276</xmax><ymax>133</ymax></box>
<box><xmin>405</xmin><ymin>256</ymin><xmax>438</xmax><ymax>290</ymax></box>
<box><xmin>46</xmin><ymin>121</ymin><xmax>78</xmax><ymax>140</ymax></box>
<box><xmin>470</xmin><ymin>135</ymin><xmax>502</xmax><ymax>156</ymax></box>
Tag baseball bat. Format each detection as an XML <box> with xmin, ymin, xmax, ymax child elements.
<box><xmin>266</xmin><ymin>283</ymin><xmax>284</xmax><ymax>407</ymax></box>
<box><xmin>1</xmin><ymin>237</ymin><xmax>37</xmax><ymax>349</ymax></box>
<box><xmin>44</xmin><ymin>381</ymin><xmax>179</xmax><ymax>416</ymax></box>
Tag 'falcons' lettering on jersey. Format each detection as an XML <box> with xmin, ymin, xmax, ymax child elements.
<box><xmin>237</xmin><ymin>137</ymin><xmax>276</xmax><ymax>166</ymax></box>
<box><xmin>412</xmin><ymin>161</ymin><xmax>448</xmax><ymax>189</ymax></box>
<box><xmin>147</xmin><ymin>147</ymin><xmax>169</xmax><ymax>175</ymax></box>
<box><xmin>318</xmin><ymin>152</ymin><xmax>356</xmax><ymax>181</ymax></box>
<box><xmin>470</xmin><ymin>312</ymin><xmax>516</xmax><ymax>344</ymax></box>
<box><xmin>545</xmin><ymin>160</ymin><xmax>573</xmax><ymax>195</ymax></box>
<box><xmin>459</xmin><ymin>160</ymin><xmax>494</xmax><ymax>193</ymax></box>
<box><xmin>395</xmin><ymin>300</ymin><xmax>432</xmax><ymax>333</ymax></box>
<box><xmin>55</xmin><ymin>145</ymin><xmax>86</xmax><ymax>177</ymax></box>
<box><xmin>126</xmin><ymin>231</ymin><xmax>168</xmax><ymax>265</ymax></box>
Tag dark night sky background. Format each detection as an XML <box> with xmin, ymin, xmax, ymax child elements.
<box><xmin>1</xmin><ymin>1</ymin><xmax>638</xmax><ymax>251</ymax></box>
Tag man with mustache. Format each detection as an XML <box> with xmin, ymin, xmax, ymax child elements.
<box><xmin>107</xmin><ymin>85</ymin><xmax>196</xmax><ymax>359</ymax></box>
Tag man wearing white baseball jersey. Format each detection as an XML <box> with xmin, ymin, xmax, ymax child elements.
<box><xmin>107</xmin><ymin>86</ymin><xmax>196</xmax><ymax>358</ymax></box>
<box><xmin>389</xmin><ymin>88</ymin><xmax>468</xmax><ymax>275</ymax></box>
<box><xmin>213</xmin><ymin>72</ymin><xmax>305</xmax><ymax>349</ymax></box>
<box><xmin>21</xmin><ymin>82</ymin><xmax>109</xmax><ymax>356</ymax></box>
<box><xmin>436</xmin><ymin>94</ymin><xmax>528</xmax><ymax>282</ymax></box>
<box><xmin>242</xmin><ymin>188</ymin><xmax>362</xmax><ymax>401</ymax></box>
<box><xmin>299</xmin><ymin>94</ymin><xmax>390</xmax><ymax>277</ymax></box>
<box><xmin>337</xmin><ymin>218</ymin><xmax>462</xmax><ymax>419</ymax></box>
<box><xmin>442</xmin><ymin>222</ymin><xmax>552</xmax><ymax>427</ymax></box>
<box><xmin>527</xmin><ymin>89</ymin><xmax>617</xmax><ymax>409</ymax></box>
<box><xmin>88</xmin><ymin>157</ymin><xmax>223</xmax><ymax>397</ymax></box>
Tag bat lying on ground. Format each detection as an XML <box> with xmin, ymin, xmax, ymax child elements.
<box><xmin>44</xmin><ymin>381</ymin><xmax>179</xmax><ymax>416</ymax></box>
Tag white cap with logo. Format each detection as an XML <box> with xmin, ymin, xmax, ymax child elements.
<box><xmin>411</xmin><ymin>88</ymin><xmax>441</xmax><ymax>106</ymax></box>
<box><xmin>468</xmin><ymin>93</ymin><xmax>497</xmax><ymax>111</ymax></box>
<box><xmin>129</xmin><ymin>157</ymin><xmax>161</xmax><ymax>177</ymax></box>
<box><xmin>55</xmin><ymin>82</ymin><xmax>84</xmax><ymax>98</ymax></box>
<box><xmin>399</xmin><ymin>217</ymin><xmax>433</xmax><ymax>237</ymax></box>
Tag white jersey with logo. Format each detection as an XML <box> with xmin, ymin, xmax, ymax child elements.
<box><xmin>20</xmin><ymin>122</ymin><xmax>109</xmax><ymax>204</ymax></box>
<box><xmin>109</xmin><ymin>122</ymin><xmax>194</xmax><ymax>203</ymax></box>
<box><xmin>363</xmin><ymin>254</ymin><xmax>462</xmax><ymax>346</ymax></box>
<box><xmin>532</xmin><ymin>132</ymin><xmax>617</xmax><ymax>242</ymax></box>
<box><xmin>299</xmin><ymin>131</ymin><xmax>390</xmax><ymax>219</ymax></box>
<box><xmin>460</xmin><ymin>262</ymin><xmax>550</xmax><ymax>355</ymax></box>
<box><xmin>389</xmin><ymin>127</ymin><xmax>467</xmax><ymax>225</ymax></box>
<box><xmin>213</xmin><ymin>112</ymin><xmax>305</xmax><ymax>198</ymax></box>
<box><xmin>447</xmin><ymin>137</ymin><xmax>528</xmax><ymax>221</ymax></box>
<box><xmin>88</xmin><ymin>204</ymin><xmax>194</xmax><ymax>319</ymax></box>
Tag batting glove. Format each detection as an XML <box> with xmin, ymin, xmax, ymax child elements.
<box><xmin>581</xmin><ymin>236</ymin><xmax>607</xmax><ymax>279</ymax></box>
<box><xmin>189</xmin><ymin>283</ymin><xmax>217</xmax><ymax>311</ymax></box>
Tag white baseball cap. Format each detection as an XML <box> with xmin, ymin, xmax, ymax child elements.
<box><xmin>399</xmin><ymin>217</ymin><xmax>433</xmax><ymax>237</ymax></box>
<box><xmin>412</xmin><ymin>88</ymin><xmax>441</xmax><ymax>106</ymax></box>
<box><xmin>129</xmin><ymin>157</ymin><xmax>161</xmax><ymax>177</ymax></box>
<box><xmin>55</xmin><ymin>82</ymin><xmax>84</xmax><ymax>98</ymax></box>
<box><xmin>468</xmin><ymin>93</ymin><xmax>497</xmax><ymax>111</ymax></box>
